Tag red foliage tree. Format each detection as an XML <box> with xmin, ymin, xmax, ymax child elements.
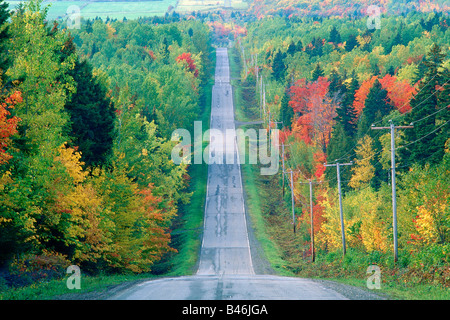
<box><xmin>289</xmin><ymin>77</ymin><xmax>336</xmax><ymax>152</ymax></box>
<box><xmin>176</xmin><ymin>52</ymin><xmax>199</xmax><ymax>78</ymax></box>
<box><xmin>0</xmin><ymin>91</ymin><xmax>22</xmax><ymax>164</ymax></box>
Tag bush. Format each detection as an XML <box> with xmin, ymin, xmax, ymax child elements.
<box><xmin>6</xmin><ymin>251</ymin><xmax>71</xmax><ymax>288</ymax></box>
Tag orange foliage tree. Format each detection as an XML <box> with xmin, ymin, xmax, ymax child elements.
<box><xmin>0</xmin><ymin>90</ymin><xmax>21</xmax><ymax>165</ymax></box>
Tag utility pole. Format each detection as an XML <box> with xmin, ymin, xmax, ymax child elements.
<box><xmin>324</xmin><ymin>161</ymin><xmax>353</xmax><ymax>256</ymax></box>
<box><xmin>281</xmin><ymin>143</ymin><xmax>286</xmax><ymax>197</ymax></box>
<box><xmin>309</xmin><ymin>180</ymin><xmax>315</xmax><ymax>262</ymax></box>
<box><xmin>289</xmin><ymin>170</ymin><xmax>296</xmax><ymax>234</ymax></box>
<box><xmin>371</xmin><ymin>120</ymin><xmax>413</xmax><ymax>262</ymax></box>
<box><xmin>297</xmin><ymin>179</ymin><xmax>322</xmax><ymax>262</ymax></box>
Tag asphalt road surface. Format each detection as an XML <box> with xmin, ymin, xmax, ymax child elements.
<box><xmin>110</xmin><ymin>48</ymin><xmax>350</xmax><ymax>300</ymax></box>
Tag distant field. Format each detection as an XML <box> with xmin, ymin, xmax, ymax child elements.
<box><xmin>176</xmin><ymin>0</ymin><xmax>247</xmax><ymax>12</ymax></box>
<box><xmin>5</xmin><ymin>0</ymin><xmax>178</xmax><ymax>20</ymax></box>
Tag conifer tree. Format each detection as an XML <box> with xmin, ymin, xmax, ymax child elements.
<box><xmin>280</xmin><ymin>86</ymin><xmax>294</xmax><ymax>130</ymax></box>
<box><xmin>272</xmin><ymin>50</ymin><xmax>286</xmax><ymax>81</ymax></box>
<box><xmin>404</xmin><ymin>43</ymin><xmax>447</xmax><ymax>165</ymax></box>
<box><xmin>311</xmin><ymin>63</ymin><xmax>324</xmax><ymax>81</ymax></box>
<box><xmin>0</xmin><ymin>0</ymin><xmax>9</xmax><ymax>76</ymax></box>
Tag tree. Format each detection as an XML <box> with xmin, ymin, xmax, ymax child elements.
<box><xmin>404</xmin><ymin>43</ymin><xmax>447</xmax><ymax>165</ymax></box>
<box><xmin>357</xmin><ymin>79</ymin><xmax>393</xmax><ymax>138</ymax></box>
<box><xmin>345</xmin><ymin>34</ymin><xmax>358</xmax><ymax>51</ymax></box>
<box><xmin>272</xmin><ymin>50</ymin><xmax>286</xmax><ymax>81</ymax></box>
<box><xmin>280</xmin><ymin>86</ymin><xmax>294</xmax><ymax>130</ymax></box>
<box><xmin>349</xmin><ymin>135</ymin><xmax>375</xmax><ymax>189</ymax></box>
<box><xmin>329</xmin><ymin>25</ymin><xmax>341</xmax><ymax>44</ymax></box>
<box><xmin>287</xmin><ymin>40</ymin><xmax>296</xmax><ymax>55</ymax></box>
<box><xmin>0</xmin><ymin>0</ymin><xmax>9</xmax><ymax>76</ymax></box>
<box><xmin>65</xmin><ymin>57</ymin><xmax>116</xmax><ymax>168</ymax></box>
<box><xmin>311</xmin><ymin>63</ymin><xmax>324</xmax><ymax>82</ymax></box>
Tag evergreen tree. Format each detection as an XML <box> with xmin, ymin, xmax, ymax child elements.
<box><xmin>356</xmin><ymin>79</ymin><xmax>393</xmax><ymax>189</ymax></box>
<box><xmin>357</xmin><ymin>79</ymin><xmax>392</xmax><ymax>141</ymax></box>
<box><xmin>296</xmin><ymin>39</ymin><xmax>303</xmax><ymax>52</ymax></box>
<box><xmin>345</xmin><ymin>34</ymin><xmax>358</xmax><ymax>51</ymax></box>
<box><xmin>311</xmin><ymin>62</ymin><xmax>324</xmax><ymax>81</ymax></box>
<box><xmin>329</xmin><ymin>25</ymin><xmax>341</xmax><ymax>44</ymax></box>
<box><xmin>280</xmin><ymin>86</ymin><xmax>294</xmax><ymax>130</ymax></box>
<box><xmin>404</xmin><ymin>43</ymin><xmax>447</xmax><ymax>165</ymax></box>
<box><xmin>287</xmin><ymin>40</ymin><xmax>296</xmax><ymax>55</ymax></box>
<box><xmin>272</xmin><ymin>50</ymin><xmax>286</xmax><ymax>81</ymax></box>
<box><xmin>65</xmin><ymin>59</ymin><xmax>116</xmax><ymax>167</ymax></box>
<box><xmin>0</xmin><ymin>0</ymin><xmax>9</xmax><ymax>77</ymax></box>
<box><xmin>328</xmin><ymin>69</ymin><xmax>342</xmax><ymax>96</ymax></box>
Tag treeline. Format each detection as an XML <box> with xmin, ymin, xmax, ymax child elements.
<box><xmin>235</xmin><ymin>11</ymin><xmax>449</xmax><ymax>278</ymax></box>
<box><xmin>249</xmin><ymin>0</ymin><xmax>450</xmax><ymax>19</ymax></box>
<box><xmin>0</xmin><ymin>0</ymin><xmax>212</xmax><ymax>287</ymax></box>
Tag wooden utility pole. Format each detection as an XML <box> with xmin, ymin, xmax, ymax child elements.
<box><xmin>309</xmin><ymin>179</ymin><xmax>315</xmax><ymax>262</ymax></box>
<box><xmin>297</xmin><ymin>179</ymin><xmax>322</xmax><ymax>262</ymax></box>
<box><xmin>289</xmin><ymin>170</ymin><xmax>295</xmax><ymax>234</ymax></box>
<box><xmin>371</xmin><ymin>120</ymin><xmax>413</xmax><ymax>262</ymax></box>
<box><xmin>281</xmin><ymin>143</ymin><xmax>286</xmax><ymax>197</ymax></box>
<box><xmin>324</xmin><ymin>161</ymin><xmax>353</xmax><ymax>256</ymax></box>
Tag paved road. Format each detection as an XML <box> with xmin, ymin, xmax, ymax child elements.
<box><xmin>110</xmin><ymin>48</ymin><xmax>348</xmax><ymax>300</ymax></box>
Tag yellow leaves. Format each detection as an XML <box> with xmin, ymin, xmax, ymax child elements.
<box><xmin>349</xmin><ymin>136</ymin><xmax>375</xmax><ymax>189</ymax></box>
<box><xmin>356</xmin><ymin>35</ymin><xmax>371</xmax><ymax>47</ymax></box>
<box><xmin>414</xmin><ymin>205</ymin><xmax>437</xmax><ymax>245</ymax></box>
<box><xmin>0</xmin><ymin>170</ymin><xmax>13</xmax><ymax>191</ymax></box>
<box><xmin>55</xmin><ymin>143</ymin><xmax>87</xmax><ymax>184</ymax></box>
<box><xmin>106</xmin><ymin>23</ymin><xmax>116</xmax><ymax>38</ymax></box>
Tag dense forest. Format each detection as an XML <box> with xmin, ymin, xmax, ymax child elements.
<box><xmin>0</xmin><ymin>0</ymin><xmax>448</xmax><ymax>295</ymax></box>
<box><xmin>0</xmin><ymin>0</ymin><xmax>212</xmax><ymax>287</ymax></box>
<box><xmin>230</xmin><ymin>9</ymin><xmax>449</xmax><ymax>285</ymax></box>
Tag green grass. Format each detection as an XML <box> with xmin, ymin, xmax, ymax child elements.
<box><xmin>165</xmin><ymin>50</ymin><xmax>215</xmax><ymax>277</ymax></box>
<box><xmin>5</xmin><ymin>0</ymin><xmax>176</xmax><ymax>20</ymax></box>
<box><xmin>0</xmin><ymin>273</ymin><xmax>157</xmax><ymax>300</ymax></box>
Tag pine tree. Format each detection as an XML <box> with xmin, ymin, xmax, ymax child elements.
<box><xmin>0</xmin><ymin>0</ymin><xmax>9</xmax><ymax>77</ymax></box>
<box><xmin>357</xmin><ymin>79</ymin><xmax>392</xmax><ymax>141</ymax></box>
<box><xmin>404</xmin><ymin>43</ymin><xmax>447</xmax><ymax>165</ymax></box>
<box><xmin>329</xmin><ymin>25</ymin><xmax>341</xmax><ymax>44</ymax></box>
<box><xmin>287</xmin><ymin>41</ymin><xmax>296</xmax><ymax>55</ymax></box>
<box><xmin>356</xmin><ymin>79</ymin><xmax>393</xmax><ymax>189</ymax></box>
<box><xmin>272</xmin><ymin>50</ymin><xmax>286</xmax><ymax>81</ymax></box>
<box><xmin>345</xmin><ymin>34</ymin><xmax>358</xmax><ymax>52</ymax></box>
<box><xmin>296</xmin><ymin>40</ymin><xmax>303</xmax><ymax>52</ymax></box>
<box><xmin>280</xmin><ymin>86</ymin><xmax>294</xmax><ymax>130</ymax></box>
<box><xmin>328</xmin><ymin>69</ymin><xmax>342</xmax><ymax>96</ymax></box>
<box><xmin>65</xmin><ymin>59</ymin><xmax>115</xmax><ymax>167</ymax></box>
<box><xmin>311</xmin><ymin>63</ymin><xmax>324</xmax><ymax>81</ymax></box>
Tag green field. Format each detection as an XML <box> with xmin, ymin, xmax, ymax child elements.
<box><xmin>5</xmin><ymin>0</ymin><xmax>177</xmax><ymax>20</ymax></box>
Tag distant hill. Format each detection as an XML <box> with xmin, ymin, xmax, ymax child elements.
<box><xmin>248</xmin><ymin>0</ymin><xmax>450</xmax><ymax>18</ymax></box>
